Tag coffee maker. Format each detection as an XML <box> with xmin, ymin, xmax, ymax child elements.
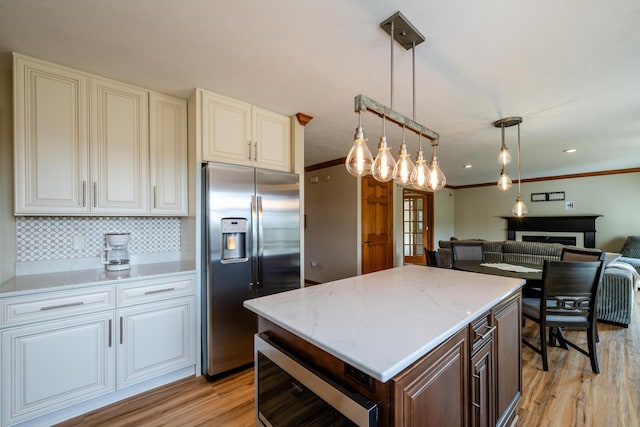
<box><xmin>102</xmin><ymin>232</ymin><xmax>131</xmax><ymax>271</ymax></box>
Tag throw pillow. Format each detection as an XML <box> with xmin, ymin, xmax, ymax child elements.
<box><xmin>620</xmin><ymin>236</ymin><xmax>640</xmax><ymax>258</ymax></box>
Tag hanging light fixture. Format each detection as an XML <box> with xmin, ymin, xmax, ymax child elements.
<box><xmin>427</xmin><ymin>141</ymin><xmax>446</xmax><ymax>191</ymax></box>
<box><xmin>497</xmin><ymin>167</ymin><xmax>513</xmax><ymax>191</ymax></box>
<box><xmin>498</xmin><ymin>124</ymin><xmax>512</xmax><ymax>166</ymax></box>
<box><xmin>345</xmin><ymin>11</ymin><xmax>445</xmax><ymax>191</ymax></box>
<box><xmin>494</xmin><ymin>117</ymin><xmax>527</xmax><ymax>217</ymax></box>
<box><xmin>345</xmin><ymin>111</ymin><xmax>374</xmax><ymax>177</ymax></box>
<box><xmin>394</xmin><ymin>126</ymin><xmax>414</xmax><ymax>185</ymax></box>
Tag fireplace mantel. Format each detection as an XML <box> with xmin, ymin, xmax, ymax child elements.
<box><xmin>501</xmin><ymin>215</ymin><xmax>602</xmax><ymax>248</ymax></box>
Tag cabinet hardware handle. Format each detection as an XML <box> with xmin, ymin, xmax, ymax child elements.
<box><xmin>40</xmin><ymin>301</ymin><xmax>84</xmax><ymax>311</ymax></box>
<box><xmin>473</xmin><ymin>373</ymin><xmax>480</xmax><ymax>380</ymax></box>
<box><xmin>474</xmin><ymin>325</ymin><xmax>496</xmax><ymax>340</ymax></box>
<box><xmin>144</xmin><ymin>287</ymin><xmax>175</xmax><ymax>295</ymax></box>
<box><xmin>472</xmin><ymin>402</ymin><xmax>481</xmax><ymax>409</ymax></box>
<box><xmin>82</xmin><ymin>181</ymin><xmax>87</xmax><ymax>207</ymax></box>
<box><xmin>254</xmin><ymin>141</ymin><xmax>257</xmax><ymax>162</ymax></box>
<box><xmin>93</xmin><ymin>182</ymin><xmax>97</xmax><ymax>208</ymax></box>
<box><xmin>153</xmin><ymin>185</ymin><xmax>157</xmax><ymax>209</ymax></box>
<box><xmin>120</xmin><ymin>316</ymin><xmax>123</xmax><ymax>345</ymax></box>
<box><xmin>247</xmin><ymin>141</ymin><xmax>252</xmax><ymax>160</ymax></box>
<box><xmin>108</xmin><ymin>319</ymin><xmax>112</xmax><ymax>347</ymax></box>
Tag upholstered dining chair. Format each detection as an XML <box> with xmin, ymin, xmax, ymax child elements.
<box><xmin>424</xmin><ymin>248</ymin><xmax>440</xmax><ymax>267</ymax></box>
<box><xmin>560</xmin><ymin>247</ymin><xmax>605</xmax><ymax>262</ymax></box>
<box><xmin>450</xmin><ymin>241</ymin><xmax>484</xmax><ymax>263</ymax></box>
<box><xmin>522</xmin><ymin>260</ymin><xmax>604</xmax><ymax>373</ymax></box>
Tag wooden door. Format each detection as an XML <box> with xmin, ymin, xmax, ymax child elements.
<box><xmin>361</xmin><ymin>176</ymin><xmax>394</xmax><ymax>274</ymax></box>
<box><xmin>402</xmin><ymin>189</ymin><xmax>435</xmax><ymax>264</ymax></box>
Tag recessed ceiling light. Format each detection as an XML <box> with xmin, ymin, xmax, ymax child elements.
<box><xmin>563</xmin><ymin>148</ymin><xmax>577</xmax><ymax>153</ymax></box>
<box><xmin>463</xmin><ymin>164</ymin><xmax>472</xmax><ymax>169</ymax></box>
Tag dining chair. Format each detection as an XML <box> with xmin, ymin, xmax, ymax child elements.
<box><xmin>560</xmin><ymin>247</ymin><xmax>605</xmax><ymax>262</ymax></box>
<box><xmin>450</xmin><ymin>241</ymin><xmax>484</xmax><ymax>262</ymax></box>
<box><xmin>424</xmin><ymin>248</ymin><xmax>440</xmax><ymax>267</ymax></box>
<box><xmin>522</xmin><ymin>259</ymin><xmax>604</xmax><ymax>373</ymax></box>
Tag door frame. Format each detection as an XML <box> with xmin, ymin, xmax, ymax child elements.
<box><xmin>402</xmin><ymin>188</ymin><xmax>435</xmax><ymax>265</ymax></box>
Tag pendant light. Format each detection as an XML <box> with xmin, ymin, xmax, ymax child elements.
<box><xmin>498</xmin><ymin>124</ymin><xmax>512</xmax><ymax>166</ymax></box>
<box><xmin>345</xmin><ymin>111</ymin><xmax>374</xmax><ymax>177</ymax></box>
<box><xmin>427</xmin><ymin>142</ymin><xmax>446</xmax><ymax>191</ymax></box>
<box><xmin>394</xmin><ymin>126</ymin><xmax>415</xmax><ymax>185</ymax></box>
<box><xmin>493</xmin><ymin>117</ymin><xmax>526</xmax><ymax>217</ymax></box>
<box><xmin>371</xmin><ymin>116</ymin><xmax>396</xmax><ymax>182</ymax></box>
<box><xmin>410</xmin><ymin>134</ymin><xmax>428</xmax><ymax>189</ymax></box>
<box><xmin>497</xmin><ymin>168</ymin><xmax>513</xmax><ymax>190</ymax></box>
<box><xmin>345</xmin><ymin>11</ymin><xmax>445</xmax><ymax>191</ymax></box>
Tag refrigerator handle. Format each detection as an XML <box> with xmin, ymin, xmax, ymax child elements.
<box><xmin>257</xmin><ymin>195</ymin><xmax>264</xmax><ymax>288</ymax></box>
<box><xmin>251</xmin><ymin>195</ymin><xmax>258</xmax><ymax>289</ymax></box>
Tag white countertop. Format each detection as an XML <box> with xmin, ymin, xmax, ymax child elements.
<box><xmin>244</xmin><ymin>265</ymin><xmax>524</xmax><ymax>382</ymax></box>
<box><xmin>0</xmin><ymin>261</ymin><xmax>196</xmax><ymax>297</ymax></box>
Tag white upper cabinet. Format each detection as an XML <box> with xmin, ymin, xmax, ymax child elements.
<box><xmin>90</xmin><ymin>78</ymin><xmax>148</xmax><ymax>215</ymax></box>
<box><xmin>149</xmin><ymin>92</ymin><xmax>188</xmax><ymax>215</ymax></box>
<box><xmin>13</xmin><ymin>54</ymin><xmax>90</xmax><ymax>214</ymax></box>
<box><xmin>13</xmin><ymin>53</ymin><xmax>188</xmax><ymax>216</ymax></box>
<box><xmin>200</xmin><ymin>89</ymin><xmax>291</xmax><ymax>172</ymax></box>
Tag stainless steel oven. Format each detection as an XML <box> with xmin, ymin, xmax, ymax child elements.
<box><xmin>255</xmin><ymin>334</ymin><xmax>378</xmax><ymax>427</ymax></box>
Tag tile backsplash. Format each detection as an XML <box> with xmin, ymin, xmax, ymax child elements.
<box><xmin>16</xmin><ymin>216</ymin><xmax>181</xmax><ymax>262</ymax></box>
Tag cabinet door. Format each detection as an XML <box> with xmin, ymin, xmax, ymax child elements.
<box><xmin>471</xmin><ymin>341</ymin><xmax>494</xmax><ymax>427</ymax></box>
<box><xmin>493</xmin><ymin>292</ymin><xmax>522</xmax><ymax>427</ymax></box>
<box><xmin>149</xmin><ymin>92</ymin><xmax>188</xmax><ymax>215</ymax></box>
<box><xmin>116</xmin><ymin>296</ymin><xmax>195</xmax><ymax>389</ymax></box>
<box><xmin>393</xmin><ymin>327</ymin><xmax>468</xmax><ymax>427</ymax></box>
<box><xmin>1</xmin><ymin>312</ymin><xmax>115</xmax><ymax>425</ymax></box>
<box><xmin>201</xmin><ymin>90</ymin><xmax>252</xmax><ymax>166</ymax></box>
<box><xmin>13</xmin><ymin>54</ymin><xmax>90</xmax><ymax>214</ymax></box>
<box><xmin>252</xmin><ymin>106</ymin><xmax>291</xmax><ymax>172</ymax></box>
<box><xmin>90</xmin><ymin>78</ymin><xmax>148</xmax><ymax>214</ymax></box>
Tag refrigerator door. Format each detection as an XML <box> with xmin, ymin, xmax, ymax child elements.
<box><xmin>255</xmin><ymin>168</ymin><xmax>301</xmax><ymax>296</ymax></box>
<box><xmin>204</xmin><ymin>163</ymin><xmax>257</xmax><ymax>376</ymax></box>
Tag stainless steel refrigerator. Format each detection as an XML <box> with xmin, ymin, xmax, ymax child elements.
<box><xmin>202</xmin><ymin>162</ymin><xmax>300</xmax><ymax>378</ymax></box>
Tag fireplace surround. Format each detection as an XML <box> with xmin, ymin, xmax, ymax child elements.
<box><xmin>502</xmin><ymin>215</ymin><xmax>601</xmax><ymax>248</ymax></box>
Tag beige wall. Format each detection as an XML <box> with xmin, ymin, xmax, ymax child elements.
<box><xmin>0</xmin><ymin>68</ymin><xmax>15</xmax><ymax>282</ymax></box>
<box><xmin>452</xmin><ymin>172</ymin><xmax>640</xmax><ymax>251</ymax></box>
<box><xmin>304</xmin><ymin>165</ymin><xmax>357</xmax><ymax>283</ymax></box>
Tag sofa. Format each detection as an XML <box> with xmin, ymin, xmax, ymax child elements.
<box><xmin>438</xmin><ymin>239</ymin><xmax>637</xmax><ymax>327</ymax></box>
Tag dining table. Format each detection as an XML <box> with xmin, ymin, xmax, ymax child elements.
<box><xmin>452</xmin><ymin>260</ymin><xmax>543</xmax><ymax>282</ymax></box>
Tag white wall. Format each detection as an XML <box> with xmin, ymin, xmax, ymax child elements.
<box><xmin>452</xmin><ymin>172</ymin><xmax>640</xmax><ymax>251</ymax></box>
<box><xmin>0</xmin><ymin>68</ymin><xmax>15</xmax><ymax>282</ymax></box>
<box><xmin>304</xmin><ymin>165</ymin><xmax>358</xmax><ymax>283</ymax></box>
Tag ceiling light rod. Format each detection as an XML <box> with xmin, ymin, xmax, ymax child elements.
<box><xmin>354</xmin><ymin>94</ymin><xmax>439</xmax><ymax>142</ymax></box>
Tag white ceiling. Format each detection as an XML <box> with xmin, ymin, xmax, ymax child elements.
<box><xmin>1</xmin><ymin>0</ymin><xmax>639</xmax><ymax>186</ymax></box>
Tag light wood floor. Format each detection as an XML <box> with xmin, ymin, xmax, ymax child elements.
<box><xmin>57</xmin><ymin>296</ymin><xmax>639</xmax><ymax>427</ymax></box>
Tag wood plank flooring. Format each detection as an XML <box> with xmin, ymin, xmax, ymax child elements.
<box><xmin>57</xmin><ymin>296</ymin><xmax>640</xmax><ymax>427</ymax></box>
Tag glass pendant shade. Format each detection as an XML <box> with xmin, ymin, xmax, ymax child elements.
<box><xmin>497</xmin><ymin>169</ymin><xmax>512</xmax><ymax>191</ymax></box>
<box><xmin>371</xmin><ymin>135</ymin><xmax>396</xmax><ymax>182</ymax></box>
<box><xmin>498</xmin><ymin>144</ymin><xmax>512</xmax><ymax>166</ymax></box>
<box><xmin>427</xmin><ymin>156</ymin><xmax>447</xmax><ymax>191</ymax></box>
<box><xmin>410</xmin><ymin>149</ymin><xmax>428</xmax><ymax>189</ymax></box>
<box><xmin>512</xmin><ymin>194</ymin><xmax>528</xmax><ymax>217</ymax></box>
<box><xmin>393</xmin><ymin>130</ymin><xmax>414</xmax><ymax>185</ymax></box>
<box><xmin>345</xmin><ymin>116</ymin><xmax>373</xmax><ymax>177</ymax></box>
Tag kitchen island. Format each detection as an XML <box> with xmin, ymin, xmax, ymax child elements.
<box><xmin>244</xmin><ymin>265</ymin><xmax>524</xmax><ymax>426</ymax></box>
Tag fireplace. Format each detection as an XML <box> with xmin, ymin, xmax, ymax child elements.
<box><xmin>502</xmin><ymin>216</ymin><xmax>601</xmax><ymax>248</ymax></box>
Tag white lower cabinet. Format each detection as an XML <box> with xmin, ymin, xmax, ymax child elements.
<box><xmin>0</xmin><ymin>272</ymin><xmax>196</xmax><ymax>427</ymax></box>
<box><xmin>1</xmin><ymin>312</ymin><xmax>115</xmax><ymax>426</ymax></box>
<box><xmin>117</xmin><ymin>296</ymin><xmax>195</xmax><ymax>388</ymax></box>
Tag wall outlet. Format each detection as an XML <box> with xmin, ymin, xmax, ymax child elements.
<box><xmin>565</xmin><ymin>201</ymin><xmax>575</xmax><ymax>210</ymax></box>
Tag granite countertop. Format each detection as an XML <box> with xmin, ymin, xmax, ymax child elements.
<box><xmin>244</xmin><ymin>264</ymin><xmax>524</xmax><ymax>382</ymax></box>
<box><xmin>0</xmin><ymin>261</ymin><xmax>196</xmax><ymax>297</ymax></box>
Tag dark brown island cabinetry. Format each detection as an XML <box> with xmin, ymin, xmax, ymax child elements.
<box><xmin>257</xmin><ymin>289</ymin><xmax>522</xmax><ymax>427</ymax></box>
